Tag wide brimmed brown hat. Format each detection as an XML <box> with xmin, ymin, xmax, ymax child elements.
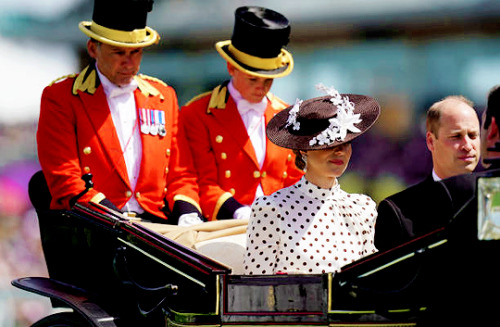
<box><xmin>267</xmin><ymin>85</ymin><xmax>380</xmax><ymax>151</ymax></box>
<box><xmin>79</xmin><ymin>0</ymin><xmax>159</xmax><ymax>48</ymax></box>
<box><xmin>215</xmin><ymin>6</ymin><xmax>294</xmax><ymax>79</ymax></box>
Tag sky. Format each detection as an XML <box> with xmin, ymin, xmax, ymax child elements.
<box><xmin>0</xmin><ymin>0</ymin><xmax>83</xmax><ymax>124</ymax></box>
<box><xmin>0</xmin><ymin>0</ymin><xmax>84</xmax><ymax>19</ymax></box>
<box><xmin>0</xmin><ymin>37</ymin><xmax>78</xmax><ymax>124</ymax></box>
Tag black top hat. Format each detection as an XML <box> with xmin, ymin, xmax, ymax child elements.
<box><xmin>216</xmin><ymin>6</ymin><xmax>294</xmax><ymax>78</ymax></box>
<box><xmin>267</xmin><ymin>85</ymin><xmax>380</xmax><ymax>151</ymax></box>
<box><xmin>79</xmin><ymin>0</ymin><xmax>159</xmax><ymax>47</ymax></box>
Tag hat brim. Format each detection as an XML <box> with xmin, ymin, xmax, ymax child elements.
<box><xmin>267</xmin><ymin>94</ymin><xmax>381</xmax><ymax>151</ymax></box>
<box><xmin>79</xmin><ymin>21</ymin><xmax>159</xmax><ymax>48</ymax></box>
<box><xmin>215</xmin><ymin>40</ymin><xmax>293</xmax><ymax>79</ymax></box>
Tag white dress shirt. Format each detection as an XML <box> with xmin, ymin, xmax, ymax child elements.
<box><xmin>227</xmin><ymin>81</ymin><xmax>267</xmax><ymax>200</ymax></box>
<box><xmin>97</xmin><ymin>68</ymin><xmax>143</xmax><ymax>213</ymax></box>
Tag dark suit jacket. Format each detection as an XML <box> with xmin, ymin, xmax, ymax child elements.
<box><xmin>375</xmin><ymin>175</ymin><xmax>452</xmax><ymax>251</ymax></box>
<box><xmin>377</xmin><ymin>169</ymin><xmax>500</xmax><ymax>325</ymax></box>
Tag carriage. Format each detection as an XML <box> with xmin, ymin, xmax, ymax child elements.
<box><xmin>12</xmin><ymin>173</ymin><xmax>499</xmax><ymax>326</ymax></box>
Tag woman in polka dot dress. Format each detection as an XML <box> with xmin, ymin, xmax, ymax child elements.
<box><xmin>244</xmin><ymin>84</ymin><xmax>381</xmax><ymax>275</ymax></box>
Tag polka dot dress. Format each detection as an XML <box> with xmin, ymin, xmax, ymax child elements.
<box><xmin>244</xmin><ymin>176</ymin><xmax>377</xmax><ymax>275</ymax></box>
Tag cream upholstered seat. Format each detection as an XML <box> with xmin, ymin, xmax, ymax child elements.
<box><xmin>137</xmin><ymin>219</ymin><xmax>248</xmax><ymax>274</ymax></box>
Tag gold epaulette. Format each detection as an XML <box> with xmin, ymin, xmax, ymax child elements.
<box><xmin>184</xmin><ymin>91</ymin><xmax>211</xmax><ymax>107</ymax></box>
<box><xmin>48</xmin><ymin>73</ymin><xmax>77</xmax><ymax>87</ymax></box>
<box><xmin>183</xmin><ymin>82</ymin><xmax>230</xmax><ymax>114</ymax></box>
<box><xmin>267</xmin><ymin>92</ymin><xmax>288</xmax><ymax>111</ymax></box>
<box><xmin>135</xmin><ymin>75</ymin><xmax>164</xmax><ymax>100</ymax></box>
<box><xmin>72</xmin><ymin>66</ymin><xmax>98</xmax><ymax>95</ymax></box>
<box><xmin>207</xmin><ymin>83</ymin><xmax>229</xmax><ymax>113</ymax></box>
<box><xmin>137</xmin><ymin>74</ymin><xmax>168</xmax><ymax>87</ymax></box>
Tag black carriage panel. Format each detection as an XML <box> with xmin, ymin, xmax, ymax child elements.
<box><xmin>115</xmin><ymin>217</ymin><xmax>231</xmax><ymax>316</ymax></box>
<box><xmin>329</xmin><ymin>227</ymin><xmax>450</xmax><ymax>323</ymax></box>
<box><xmin>220</xmin><ymin>274</ymin><xmax>329</xmax><ymax>325</ymax></box>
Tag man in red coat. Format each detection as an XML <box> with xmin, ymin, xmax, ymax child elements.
<box><xmin>180</xmin><ymin>6</ymin><xmax>304</xmax><ymax>221</ymax></box>
<box><xmin>36</xmin><ymin>0</ymin><xmax>201</xmax><ymax>224</ymax></box>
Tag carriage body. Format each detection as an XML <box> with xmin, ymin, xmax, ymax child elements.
<box><xmin>12</xmin><ymin>199</ymin><xmax>469</xmax><ymax>327</ymax></box>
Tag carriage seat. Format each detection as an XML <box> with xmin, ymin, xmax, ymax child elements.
<box><xmin>137</xmin><ymin>219</ymin><xmax>248</xmax><ymax>274</ymax></box>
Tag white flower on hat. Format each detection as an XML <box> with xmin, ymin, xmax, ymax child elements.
<box><xmin>285</xmin><ymin>98</ymin><xmax>302</xmax><ymax>131</ymax></box>
<box><xmin>309</xmin><ymin>83</ymin><xmax>362</xmax><ymax>146</ymax></box>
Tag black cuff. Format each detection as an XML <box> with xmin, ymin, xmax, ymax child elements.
<box><xmin>99</xmin><ymin>198</ymin><xmax>120</xmax><ymax>212</ymax></box>
<box><xmin>168</xmin><ymin>200</ymin><xmax>203</xmax><ymax>225</ymax></box>
<box><xmin>216</xmin><ymin>197</ymin><xmax>244</xmax><ymax>220</ymax></box>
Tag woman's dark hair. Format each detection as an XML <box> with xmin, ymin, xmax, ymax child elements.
<box><xmin>293</xmin><ymin>150</ymin><xmax>306</xmax><ymax>171</ymax></box>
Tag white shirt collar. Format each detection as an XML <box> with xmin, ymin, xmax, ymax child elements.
<box><xmin>228</xmin><ymin>80</ymin><xmax>268</xmax><ymax>115</ymax></box>
<box><xmin>432</xmin><ymin>169</ymin><xmax>442</xmax><ymax>181</ymax></box>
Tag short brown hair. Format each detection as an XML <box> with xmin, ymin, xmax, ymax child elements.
<box><xmin>426</xmin><ymin>95</ymin><xmax>474</xmax><ymax>138</ymax></box>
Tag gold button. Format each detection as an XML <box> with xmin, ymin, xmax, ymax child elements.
<box><xmin>165</xmin><ymin>167</ymin><xmax>169</xmax><ymax>174</ymax></box>
<box><xmin>229</xmin><ymin>188</ymin><xmax>235</xmax><ymax>195</ymax></box>
<box><xmin>163</xmin><ymin>188</ymin><xmax>168</xmax><ymax>193</ymax></box>
<box><xmin>84</xmin><ymin>166</ymin><xmax>90</xmax><ymax>173</ymax></box>
<box><xmin>215</xmin><ymin>135</ymin><xmax>223</xmax><ymax>143</ymax></box>
<box><xmin>225</xmin><ymin>170</ymin><xmax>231</xmax><ymax>178</ymax></box>
<box><xmin>287</xmin><ymin>154</ymin><xmax>292</xmax><ymax>162</ymax></box>
<box><xmin>125</xmin><ymin>191</ymin><xmax>132</xmax><ymax>198</ymax></box>
<box><xmin>221</xmin><ymin>152</ymin><xmax>227</xmax><ymax>160</ymax></box>
<box><xmin>282</xmin><ymin>172</ymin><xmax>288</xmax><ymax>178</ymax></box>
<box><xmin>135</xmin><ymin>192</ymin><xmax>141</xmax><ymax>198</ymax></box>
<box><xmin>261</xmin><ymin>171</ymin><xmax>267</xmax><ymax>178</ymax></box>
<box><xmin>253</xmin><ymin>171</ymin><xmax>261</xmax><ymax>178</ymax></box>
<box><xmin>166</xmin><ymin>149</ymin><xmax>171</xmax><ymax>156</ymax></box>
<box><xmin>83</xmin><ymin>147</ymin><xmax>91</xmax><ymax>155</ymax></box>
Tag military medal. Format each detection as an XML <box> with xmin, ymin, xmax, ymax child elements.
<box><xmin>158</xmin><ymin>110</ymin><xmax>166</xmax><ymax>137</ymax></box>
<box><xmin>139</xmin><ymin>108</ymin><xmax>150</xmax><ymax>134</ymax></box>
<box><xmin>149</xmin><ymin>109</ymin><xmax>158</xmax><ymax>135</ymax></box>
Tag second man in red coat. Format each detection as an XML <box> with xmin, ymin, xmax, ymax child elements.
<box><xmin>180</xmin><ymin>6</ymin><xmax>304</xmax><ymax>221</ymax></box>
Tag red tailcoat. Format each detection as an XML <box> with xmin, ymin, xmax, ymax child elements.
<box><xmin>37</xmin><ymin>66</ymin><xmax>200</xmax><ymax>221</ymax></box>
<box><xmin>180</xmin><ymin>83</ymin><xmax>304</xmax><ymax>220</ymax></box>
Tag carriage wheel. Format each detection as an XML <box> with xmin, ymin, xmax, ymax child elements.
<box><xmin>31</xmin><ymin>312</ymin><xmax>90</xmax><ymax>327</ymax></box>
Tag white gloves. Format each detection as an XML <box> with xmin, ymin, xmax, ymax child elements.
<box><xmin>233</xmin><ymin>206</ymin><xmax>251</xmax><ymax>220</ymax></box>
<box><xmin>178</xmin><ymin>206</ymin><xmax>251</xmax><ymax>225</ymax></box>
<box><xmin>178</xmin><ymin>212</ymin><xmax>204</xmax><ymax>227</ymax></box>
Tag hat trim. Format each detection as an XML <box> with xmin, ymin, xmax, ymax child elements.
<box><xmin>215</xmin><ymin>40</ymin><xmax>293</xmax><ymax>78</ymax></box>
<box><xmin>228</xmin><ymin>44</ymin><xmax>290</xmax><ymax>70</ymax></box>
<box><xmin>267</xmin><ymin>94</ymin><xmax>380</xmax><ymax>151</ymax></box>
<box><xmin>79</xmin><ymin>21</ymin><xmax>159</xmax><ymax>48</ymax></box>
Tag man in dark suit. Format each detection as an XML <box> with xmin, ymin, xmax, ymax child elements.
<box><xmin>420</xmin><ymin>86</ymin><xmax>500</xmax><ymax>326</ymax></box>
<box><xmin>375</xmin><ymin>95</ymin><xmax>480</xmax><ymax>251</ymax></box>
<box><xmin>377</xmin><ymin>86</ymin><xmax>500</xmax><ymax>325</ymax></box>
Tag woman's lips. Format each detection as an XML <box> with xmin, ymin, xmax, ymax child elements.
<box><xmin>330</xmin><ymin>159</ymin><xmax>344</xmax><ymax>165</ymax></box>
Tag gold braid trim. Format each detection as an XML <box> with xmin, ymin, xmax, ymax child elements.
<box><xmin>184</xmin><ymin>91</ymin><xmax>211</xmax><ymax>107</ymax></box>
<box><xmin>49</xmin><ymin>73</ymin><xmax>77</xmax><ymax>87</ymax></box>
<box><xmin>267</xmin><ymin>92</ymin><xmax>288</xmax><ymax>111</ymax></box>
<box><xmin>212</xmin><ymin>192</ymin><xmax>233</xmax><ymax>221</ymax></box>
<box><xmin>137</xmin><ymin>74</ymin><xmax>168</xmax><ymax>87</ymax></box>
<box><xmin>173</xmin><ymin>195</ymin><xmax>202</xmax><ymax>213</ymax></box>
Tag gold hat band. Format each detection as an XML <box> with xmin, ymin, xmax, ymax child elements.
<box><xmin>228</xmin><ymin>44</ymin><xmax>290</xmax><ymax>70</ymax></box>
<box><xmin>91</xmin><ymin>21</ymin><xmax>147</xmax><ymax>43</ymax></box>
